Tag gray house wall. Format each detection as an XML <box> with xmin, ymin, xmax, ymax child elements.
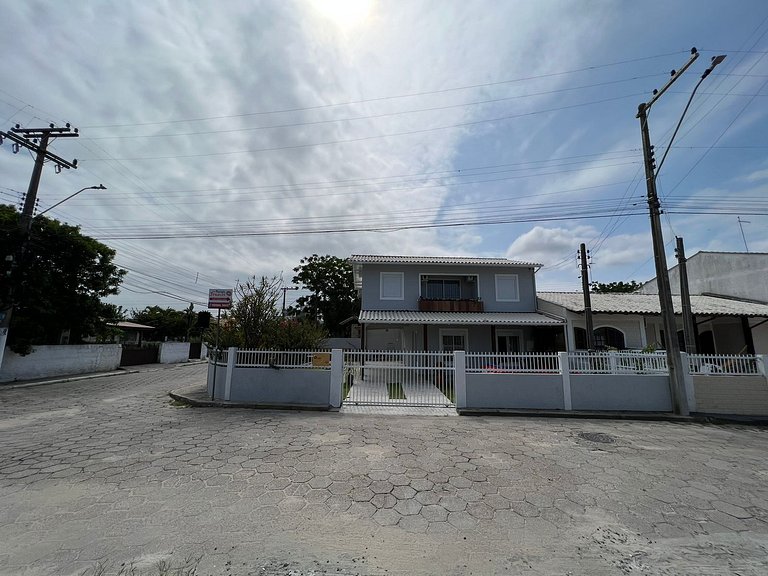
<box><xmin>359</xmin><ymin>264</ymin><xmax>538</xmax><ymax>312</ymax></box>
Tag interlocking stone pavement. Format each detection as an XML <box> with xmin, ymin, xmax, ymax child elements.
<box><xmin>2</xmin><ymin>363</ymin><xmax>768</xmax><ymax>575</ymax></box>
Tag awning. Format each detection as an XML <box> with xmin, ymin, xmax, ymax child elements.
<box><xmin>359</xmin><ymin>310</ymin><xmax>564</xmax><ymax>326</ymax></box>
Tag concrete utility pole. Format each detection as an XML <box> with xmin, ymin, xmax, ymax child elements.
<box><xmin>675</xmin><ymin>236</ymin><xmax>697</xmax><ymax>354</ymax></box>
<box><xmin>637</xmin><ymin>48</ymin><xmax>726</xmax><ymax>415</ymax></box>
<box><xmin>579</xmin><ymin>243</ymin><xmax>595</xmax><ymax>350</ymax></box>
<box><xmin>281</xmin><ymin>286</ymin><xmax>299</xmax><ymax>316</ymax></box>
<box><xmin>0</xmin><ymin>124</ymin><xmax>79</xmax><ymax>368</ymax></box>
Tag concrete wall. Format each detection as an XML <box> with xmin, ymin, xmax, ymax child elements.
<box><xmin>360</xmin><ymin>264</ymin><xmax>538</xmax><ymax>312</ymax></box>
<box><xmin>159</xmin><ymin>342</ymin><xmax>191</xmax><ymax>364</ymax></box>
<box><xmin>465</xmin><ymin>373</ymin><xmax>564</xmax><ymax>409</ymax></box>
<box><xmin>208</xmin><ymin>365</ymin><xmax>331</xmax><ymax>408</ymax></box>
<box><xmin>570</xmin><ymin>375</ymin><xmax>672</xmax><ymax>411</ymax></box>
<box><xmin>640</xmin><ymin>252</ymin><xmax>768</xmax><ymax>302</ymax></box>
<box><xmin>0</xmin><ymin>344</ymin><xmax>122</xmax><ymax>383</ymax></box>
<box><xmin>693</xmin><ymin>375</ymin><xmax>768</xmax><ymax>415</ymax></box>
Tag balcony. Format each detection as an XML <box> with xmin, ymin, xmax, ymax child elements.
<box><xmin>418</xmin><ymin>298</ymin><xmax>484</xmax><ymax>312</ymax></box>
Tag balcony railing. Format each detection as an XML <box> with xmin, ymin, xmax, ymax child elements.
<box><xmin>418</xmin><ymin>298</ymin><xmax>484</xmax><ymax>312</ymax></box>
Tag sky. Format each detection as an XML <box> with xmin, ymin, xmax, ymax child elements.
<box><xmin>1</xmin><ymin>0</ymin><xmax>767</xmax><ymax>313</ymax></box>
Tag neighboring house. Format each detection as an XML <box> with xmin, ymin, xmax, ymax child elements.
<box><xmin>537</xmin><ymin>292</ymin><xmax>768</xmax><ymax>354</ymax></box>
<box><xmin>349</xmin><ymin>255</ymin><xmax>565</xmax><ymax>352</ymax></box>
<box><xmin>638</xmin><ymin>251</ymin><xmax>768</xmax><ymax>303</ymax></box>
<box><xmin>106</xmin><ymin>321</ymin><xmax>155</xmax><ymax>345</ymax></box>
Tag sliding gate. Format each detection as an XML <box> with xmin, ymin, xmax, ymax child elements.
<box><xmin>342</xmin><ymin>350</ymin><xmax>455</xmax><ymax>407</ymax></box>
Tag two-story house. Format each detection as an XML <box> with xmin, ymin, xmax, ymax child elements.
<box><xmin>349</xmin><ymin>255</ymin><xmax>565</xmax><ymax>352</ymax></box>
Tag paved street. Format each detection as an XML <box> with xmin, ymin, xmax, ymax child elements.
<box><xmin>1</xmin><ymin>363</ymin><xmax>768</xmax><ymax>575</ymax></box>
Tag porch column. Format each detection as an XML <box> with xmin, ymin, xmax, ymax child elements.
<box><xmin>423</xmin><ymin>324</ymin><xmax>428</xmax><ymax>350</ymax></box>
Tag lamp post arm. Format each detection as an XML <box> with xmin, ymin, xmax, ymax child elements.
<box><xmin>35</xmin><ymin>184</ymin><xmax>106</xmax><ymax>219</ymax></box>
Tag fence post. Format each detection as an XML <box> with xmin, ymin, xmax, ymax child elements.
<box><xmin>559</xmin><ymin>352</ymin><xmax>572</xmax><ymax>410</ymax></box>
<box><xmin>329</xmin><ymin>349</ymin><xmax>343</xmax><ymax>409</ymax></box>
<box><xmin>454</xmin><ymin>350</ymin><xmax>467</xmax><ymax>409</ymax></box>
<box><xmin>756</xmin><ymin>355</ymin><xmax>768</xmax><ymax>378</ymax></box>
<box><xmin>680</xmin><ymin>352</ymin><xmax>696</xmax><ymax>412</ymax></box>
<box><xmin>224</xmin><ymin>346</ymin><xmax>237</xmax><ymax>401</ymax></box>
<box><xmin>608</xmin><ymin>351</ymin><xmax>618</xmax><ymax>374</ymax></box>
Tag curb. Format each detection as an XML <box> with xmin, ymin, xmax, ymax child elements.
<box><xmin>168</xmin><ymin>387</ymin><xmax>331</xmax><ymax>411</ymax></box>
<box><xmin>1</xmin><ymin>369</ymin><xmax>140</xmax><ymax>390</ymax></box>
<box><xmin>458</xmin><ymin>408</ymin><xmax>768</xmax><ymax>425</ymax></box>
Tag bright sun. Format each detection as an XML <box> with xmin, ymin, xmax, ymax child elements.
<box><xmin>310</xmin><ymin>0</ymin><xmax>374</xmax><ymax>28</ymax></box>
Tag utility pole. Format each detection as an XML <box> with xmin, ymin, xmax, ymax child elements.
<box><xmin>0</xmin><ymin>124</ymin><xmax>79</xmax><ymax>368</ymax></box>
<box><xmin>636</xmin><ymin>51</ymin><xmax>701</xmax><ymax>416</ymax></box>
<box><xmin>675</xmin><ymin>237</ymin><xmax>697</xmax><ymax>354</ymax></box>
<box><xmin>579</xmin><ymin>243</ymin><xmax>595</xmax><ymax>350</ymax></box>
<box><xmin>636</xmin><ymin>48</ymin><xmax>725</xmax><ymax>415</ymax></box>
<box><xmin>737</xmin><ymin>217</ymin><xmax>750</xmax><ymax>252</ymax></box>
<box><xmin>281</xmin><ymin>286</ymin><xmax>299</xmax><ymax>316</ymax></box>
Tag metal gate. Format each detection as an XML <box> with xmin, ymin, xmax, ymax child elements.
<box><xmin>342</xmin><ymin>350</ymin><xmax>455</xmax><ymax>407</ymax></box>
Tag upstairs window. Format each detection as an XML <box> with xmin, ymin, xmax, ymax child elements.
<box><xmin>380</xmin><ymin>272</ymin><xmax>404</xmax><ymax>300</ymax></box>
<box><xmin>423</xmin><ymin>278</ymin><xmax>461</xmax><ymax>299</ymax></box>
<box><xmin>495</xmin><ymin>274</ymin><xmax>519</xmax><ymax>302</ymax></box>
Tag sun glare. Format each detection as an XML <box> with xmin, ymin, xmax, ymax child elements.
<box><xmin>311</xmin><ymin>0</ymin><xmax>374</xmax><ymax>28</ymax></box>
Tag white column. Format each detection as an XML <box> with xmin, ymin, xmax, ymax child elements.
<box><xmin>454</xmin><ymin>350</ymin><xmax>467</xmax><ymax>409</ymax></box>
<box><xmin>329</xmin><ymin>349</ymin><xmax>343</xmax><ymax>408</ymax></box>
<box><xmin>559</xmin><ymin>351</ymin><xmax>572</xmax><ymax>410</ymax></box>
<box><xmin>224</xmin><ymin>346</ymin><xmax>237</xmax><ymax>401</ymax></box>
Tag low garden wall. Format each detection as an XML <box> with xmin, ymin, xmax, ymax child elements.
<box><xmin>465</xmin><ymin>373</ymin><xmax>564</xmax><ymax>410</ymax></box>
<box><xmin>693</xmin><ymin>375</ymin><xmax>768</xmax><ymax>415</ymax></box>
<box><xmin>0</xmin><ymin>344</ymin><xmax>122</xmax><ymax>383</ymax></box>
<box><xmin>570</xmin><ymin>374</ymin><xmax>672</xmax><ymax>412</ymax></box>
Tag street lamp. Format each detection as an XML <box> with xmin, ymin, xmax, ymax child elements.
<box><xmin>35</xmin><ymin>184</ymin><xmax>106</xmax><ymax>221</ymax></box>
<box><xmin>636</xmin><ymin>48</ymin><xmax>726</xmax><ymax>416</ymax></box>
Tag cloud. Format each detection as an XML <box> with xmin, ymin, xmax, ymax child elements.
<box><xmin>505</xmin><ymin>225</ymin><xmax>596</xmax><ymax>266</ymax></box>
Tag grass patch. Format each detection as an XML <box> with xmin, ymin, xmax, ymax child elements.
<box><xmin>80</xmin><ymin>555</ymin><xmax>201</xmax><ymax>575</ymax></box>
<box><xmin>387</xmin><ymin>381</ymin><xmax>407</xmax><ymax>400</ymax></box>
<box><xmin>343</xmin><ymin>372</ymin><xmax>353</xmax><ymax>400</ymax></box>
<box><xmin>168</xmin><ymin>398</ymin><xmax>193</xmax><ymax>408</ymax></box>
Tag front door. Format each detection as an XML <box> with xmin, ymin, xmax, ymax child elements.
<box><xmin>497</xmin><ymin>330</ymin><xmax>523</xmax><ymax>353</ymax></box>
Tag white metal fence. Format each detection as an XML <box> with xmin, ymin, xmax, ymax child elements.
<box><xmin>466</xmin><ymin>352</ymin><xmax>560</xmax><ymax>373</ymax></box>
<box><xmin>567</xmin><ymin>351</ymin><xmax>668</xmax><ymax>374</ymax></box>
<box><xmin>343</xmin><ymin>350</ymin><xmax>455</xmax><ymax>407</ymax></box>
<box><xmin>687</xmin><ymin>353</ymin><xmax>760</xmax><ymax>375</ymax></box>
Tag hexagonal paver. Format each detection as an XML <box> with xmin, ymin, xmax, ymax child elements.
<box><xmin>447</xmin><ymin>510</ymin><xmax>478</xmax><ymax>530</ymax></box>
<box><xmin>371</xmin><ymin>493</ymin><xmax>397</xmax><ymax>509</ymax></box>
<box><xmin>266</xmin><ymin>477</ymin><xmax>290</xmax><ymax>490</ymax></box>
<box><xmin>415</xmin><ymin>490</ymin><xmax>441</xmax><ymax>506</ymax></box>
<box><xmin>370</xmin><ymin>480</ymin><xmax>393</xmax><ymax>494</ymax></box>
<box><xmin>278</xmin><ymin>497</ymin><xmax>307</xmax><ymax>514</ymax></box>
<box><xmin>394</xmin><ymin>499</ymin><xmax>422</xmax><ymax>516</ymax></box>
<box><xmin>409</xmin><ymin>478</ymin><xmax>434</xmax><ymax>492</ymax></box>
<box><xmin>421</xmin><ymin>504</ymin><xmax>449</xmax><ymax>522</ymax></box>
<box><xmin>466</xmin><ymin>501</ymin><xmax>494</xmax><ymax>520</ymax></box>
<box><xmin>392</xmin><ymin>485</ymin><xmax>416</xmax><ymax>500</ymax></box>
<box><xmin>308</xmin><ymin>476</ymin><xmax>331</xmax><ymax>489</ymax></box>
<box><xmin>327</xmin><ymin>482</ymin><xmax>352</xmax><ymax>495</ymax></box>
<box><xmin>372</xmin><ymin>508</ymin><xmax>401</xmax><ymax>526</ymax></box>
<box><xmin>449</xmin><ymin>476</ymin><xmax>473</xmax><ymax>489</ymax></box>
<box><xmin>440</xmin><ymin>495</ymin><xmax>467</xmax><ymax>512</ymax></box>
<box><xmin>350</xmin><ymin>487</ymin><xmax>374</xmax><ymax>502</ymax></box>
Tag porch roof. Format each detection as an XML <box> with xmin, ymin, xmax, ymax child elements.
<box><xmin>359</xmin><ymin>310</ymin><xmax>564</xmax><ymax>325</ymax></box>
<box><xmin>537</xmin><ymin>292</ymin><xmax>768</xmax><ymax>317</ymax></box>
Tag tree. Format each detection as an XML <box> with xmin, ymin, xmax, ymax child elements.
<box><xmin>1</xmin><ymin>205</ymin><xmax>126</xmax><ymax>353</ymax></box>
<box><xmin>130</xmin><ymin>306</ymin><xmax>188</xmax><ymax>341</ymax></box>
<box><xmin>203</xmin><ymin>275</ymin><xmax>327</xmax><ymax>349</ymax></box>
<box><xmin>590</xmin><ymin>280</ymin><xmax>642</xmax><ymax>293</ymax></box>
<box><xmin>290</xmin><ymin>254</ymin><xmax>360</xmax><ymax>337</ymax></box>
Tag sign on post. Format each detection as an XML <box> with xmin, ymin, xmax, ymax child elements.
<box><xmin>208</xmin><ymin>288</ymin><xmax>233</xmax><ymax>310</ymax></box>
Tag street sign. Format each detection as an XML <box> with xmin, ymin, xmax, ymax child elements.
<box><xmin>208</xmin><ymin>288</ymin><xmax>233</xmax><ymax>309</ymax></box>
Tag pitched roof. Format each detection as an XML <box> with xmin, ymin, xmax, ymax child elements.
<box><xmin>537</xmin><ymin>292</ymin><xmax>768</xmax><ymax>317</ymax></box>
<box><xmin>359</xmin><ymin>310</ymin><xmax>563</xmax><ymax>325</ymax></box>
<box><xmin>349</xmin><ymin>255</ymin><xmax>541</xmax><ymax>267</ymax></box>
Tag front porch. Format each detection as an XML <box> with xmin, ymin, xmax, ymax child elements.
<box><xmin>358</xmin><ymin>310</ymin><xmax>565</xmax><ymax>353</ymax></box>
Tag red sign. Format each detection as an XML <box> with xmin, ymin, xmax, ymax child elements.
<box><xmin>208</xmin><ymin>289</ymin><xmax>233</xmax><ymax>309</ymax></box>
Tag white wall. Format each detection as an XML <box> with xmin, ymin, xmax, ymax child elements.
<box><xmin>158</xmin><ymin>342</ymin><xmax>190</xmax><ymax>364</ymax></box>
<box><xmin>0</xmin><ymin>344</ymin><xmax>122</xmax><ymax>383</ymax></box>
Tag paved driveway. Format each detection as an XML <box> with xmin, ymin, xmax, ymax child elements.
<box><xmin>1</xmin><ymin>363</ymin><xmax>767</xmax><ymax>575</ymax></box>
